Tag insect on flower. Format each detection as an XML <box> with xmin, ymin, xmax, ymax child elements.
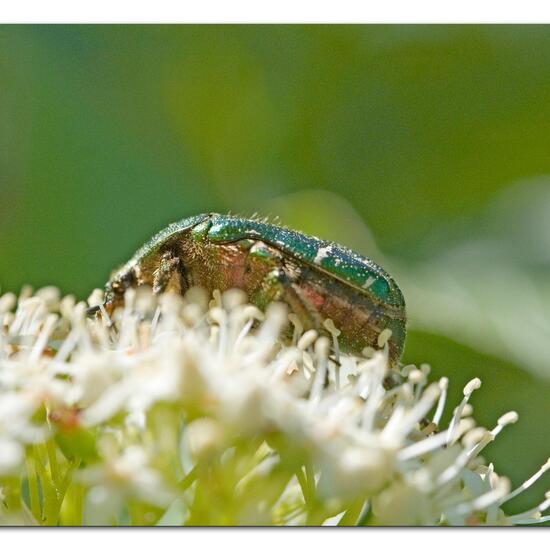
<box><xmin>89</xmin><ymin>213</ymin><xmax>406</xmax><ymax>364</ymax></box>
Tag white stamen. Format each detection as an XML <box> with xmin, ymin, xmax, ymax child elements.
<box><xmin>29</xmin><ymin>314</ymin><xmax>58</xmax><ymax>362</ymax></box>
<box><xmin>0</xmin><ymin>293</ymin><xmax>16</xmax><ymax>314</ymax></box>
<box><xmin>98</xmin><ymin>303</ymin><xmax>112</xmax><ymax>327</ymax></box>
<box><xmin>397</xmin><ymin>429</ymin><xmax>450</xmax><ymax>462</ymax></box>
<box><xmin>309</xmin><ymin>337</ymin><xmax>330</xmax><ymax>406</ymax></box>
<box><xmin>54</xmin><ymin>329</ymin><xmax>79</xmax><ymax>364</ymax></box>
<box><xmin>298</xmin><ymin>330</ymin><xmax>318</xmax><ymax>351</ymax></box>
<box><xmin>446</xmin><ymin>378</ymin><xmax>481</xmax><ymax>445</ymax></box>
<box><xmin>501</xmin><ymin>458</ymin><xmax>550</xmax><ymax>504</ymax></box>
<box><xmin>453</xmin><ymin>477</ymin><xmax>511</xmax><ymax>516</ymax></box>
<box><xmin>87</xmin><ymin>288</ymin><xmax>104</xmax><ymax>308</ymax></box>
<box><xmin>323</xmin><ymin>318</ymin><xmax>341</xmax><ymax>365</ymax></box>
<box><xmin>390</xmin><ymin>383</ymin><xmax>440</xmax><ymax>440</ymax></box>
<box><xmin>288</xmin><ymin>313</ymin><xmax>303</xmax><ymax>346</ymax></box>
<box><xmin>377</xmin><ymin>328</ymin><xmax>392</xmax><ymax>348</ymax></box>
<box><xmin>432</xmin><ymin>377</ymin><xmax>448</xmax><ymax>426</ymax></box>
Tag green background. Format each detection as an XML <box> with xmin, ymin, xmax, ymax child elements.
<box><xmin>1</xmin><ymin>25</ymin><xmax>549</xmax><ymax>516</ymax></box>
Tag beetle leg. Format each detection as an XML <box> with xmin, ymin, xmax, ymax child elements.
<box><xmin>259</xmin><ymin>267</ymin><xmax>318</xmax><ymax>332</ymax></box>
<box><xmin>152</xmin><ymin>250</ymin><xmax>182</xmax><ymax>294</ymax></box>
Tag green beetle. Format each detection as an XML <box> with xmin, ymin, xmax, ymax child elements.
<box><xmin>90</xmin><ymin>213</ymin><xmax>406</xmax><ymax>364</ymax></box>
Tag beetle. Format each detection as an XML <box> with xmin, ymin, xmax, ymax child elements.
<box><xmin>89</xmin><ymin>213</ymin><xmax>406</xmax><ymax>364</ymax></box>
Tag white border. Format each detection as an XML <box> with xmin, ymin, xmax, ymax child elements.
<box><xmin>0</xmin><ymin>527</ymin><xmax>547</xmax><ymax>548</ymax></box>
<box><xmin>0</xmin><ymin>0</ymin><xmax>547</xmax><ymax>540</ymax></box>
<box><xmin>2</xmin><ymin>0</ymin><xmax>550</xmax><ymax>23</ymax></box>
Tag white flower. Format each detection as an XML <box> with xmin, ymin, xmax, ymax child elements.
<box><xmin>0</xmin><ymin>392</ymin><xmax>46</xmax><ymax>475</ymax></box>
<box><xmin>0</xmin><ymin>286</ymin><xmax>548</xmax><ymax>526</ymax></box>
<box><xmin>78</xmin><ymin>445</ymin><xmax>173</xmax><ymax>525</ymax></box>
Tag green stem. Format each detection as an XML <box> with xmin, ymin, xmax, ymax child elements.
<box><xmin>178</xmin><ymin>465</ymin><xmax>198</xmax><ymax>492</ymax></box>
<box><xmin>295</xmin><ymin>467</ymin><xmax>310</xmax><ymax>506</ymax></box>
<box><xmin>356</xmin><ymin>500</ymin><xmax>373</xmax><ymax>526</ymax></box>
<box><xmin>46</xmin><ymin>439</ymin><xmax>60</xmax><ymax>486</ymax></box>
<box><xmin>57</xmin><ymin>459</ymin><xmax>82</xmax><ymax>525</ymax></box>
<box><xmin>336</xmin><ymin>499</ymin><xmax>364</xmax><ymax>526</ymax></box>
<box><xmin>60</xmin><ymin>482</ymin><xmax>84</xmax><ymax>526</ymax></box>
<box><xmin>305</xmin><ymin>463</ymin><xmax>316</xmax><ymax>497</ymax></box>
<box><xmin>1</xmin><ymin>477</ymin><xmax>22</xmax><ymax>515</ymax></box>
<box><xmin>25</xmin><ymin>448</ymin><xmax>41</xmax><ymax>523</ymax></box>
<box><xmin>33</xmin><ymin>445</ymin><xmax>60</xmax><ymax>525</ymax></box>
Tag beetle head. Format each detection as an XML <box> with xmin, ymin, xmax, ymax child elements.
<box><xmin>87</xmin><ymin>265</ymin><xmax>136</xmax><ymax>317</ymax></box>
<box><xmin>105</xmin><ymin>266</ymin><xmax>137</xmax><ymax>308</ymax></box>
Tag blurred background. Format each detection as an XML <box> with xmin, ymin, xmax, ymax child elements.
<box><xmin>1</xmin><ymin>25</ymin><xmax>549</xmax><ymax>515</ymax></box>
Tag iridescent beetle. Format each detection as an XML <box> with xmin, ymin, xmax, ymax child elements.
<box><xmin>89</xmin><ymin>213</ymin><xmax>406</xmax><ymax>364</ymax></box>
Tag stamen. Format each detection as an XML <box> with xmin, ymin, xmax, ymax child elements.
<box><xmin>29</xmin><ymin>314</ymin><xmax>58</xmax><ymax>362</ymax></box>
<box><xmin>309</xmin><ymin>337</ymin><xmax>330</xmax><ymax>405</ymax></box>
<box><xmin>400</xmin><ymin>364</ymin><xmax>416</xmax><ymax>377</ymax></box>
<box><xmin>466</xmin><ymin>411</ymin><xmax>518</xmax><ymax>459</ymax></box>
<box><xmin>211</xmin><ymin>288</ymin><xmax>222</xmax><ymax>309</ymax></box>
<box><xmin>98</xmin><ymin>303</ymin><xmax>113</xmax><ymax>328</ymax></box>
<box><xmin>298</xmin><ymin>330</ymin><xmax>318</xmax><ymax>351</ymax></box>
<box><xmin>323</xmin><ymin>318</ymin><xmax>341</xmax><ymax>365</ymax></box>
<box><xmin>18</xmin><ymin>284</ymin><xmax>33</xmax><ymax>303</ymax></box>
<box><xmin>513</xmin><ymin>514</ymin><xmax>550</xmax><ymax>525</ymax></box>
<box><xmin>407</xmin><ymin>369</ymin><xmax>425</xmax><ymax>385</ymax></box>
<box><xmin>452</xmin><ymin>477</ymin><xmax>511</xmax><ymax>516</ymax></box>
<box><xmin>506</xmin><ymin>491</ymin><xmax>550</xmax><ymax>523</ymax></box>
<box><xmin>0</xmin><ymin>292</ymin><xmax>16</xmax><ymax>314</ymax></box>
<box><xmin>432</xmin><ymin>377</ymin><xmax>448</xmax><ymax>426</ymax></box>
<box><xmin>500</xmin><ymin>458</ymin><xmax>550</xmax><ymax>504</ymax></box>
<box><xmin>420</xmin><ymin>363</ymin><xmax>431</xmax><ymax>377</ymax></box>
<box><xmin>446</xmin><ymin>378</ymin><xmax>481</xmax><ymax>445</ymax></box>
<box><xmin>436</xmin><ymin>430</ymin><xmax>488</xmax><ymax>488</ymax></box>
<box><xmin>408</xmin><ymin>369</ymin><xmax>427</xmax><ymax>401</ymax></box>
<box><xmin>397</xmin><ymin>383</ymin><xmax>440</xmax><ymax>439</ymax></box>
<box><xmin>360</xmin><ymin>355</ymin><xmax>387</xmax><ymax>432</ymax></box>
<box><xmin>59</xmin><ymin>295</ymin><xmax>76</xmax><ymax>319</ymax></box>
<box><xmin>54</xmin><ymin>329</ymin><xmax>79</xmax><ymax>364</ymax></box>
<box><xmin>397</xmin><ymin>429</ymin><xmax>450</xmax><ymax>462</ymax></box>
<box><xmin>377</xmin><ymin>328</ymin><xmax>392</xmax><ymax>348</ymax></box>
<box><xmin>492</xmin><ymin>411</ymin><xmax>519</xmax><ymax>437</ymax></box>
<box><xmin>466</xmin><ymin>430</ymin><xmax>495</xmax><ymax>459</ymax></box>
<box><xmin>234</xmin><ymin>319</ymin><xmax>254</xmax><ymax>350</ymax></box>
<box><xmin>87</xmin><ymin>288</ymin><xmax>104</xmax><ymax>309</ymax></box>
<box><xmin>150</xmin><ymin>306</ymin><xmax>161</xmax><ymax>337</ymax></box>
<box><xmin>288</xmin><ymin>313</ymin><xmax>303</xmax><ymax>346</ymax></box>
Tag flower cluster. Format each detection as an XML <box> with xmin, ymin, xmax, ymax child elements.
<box><xmin>0</xmin><ymin>285</ymin><xmax>548</xmax><ymax>525</ymax></box>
